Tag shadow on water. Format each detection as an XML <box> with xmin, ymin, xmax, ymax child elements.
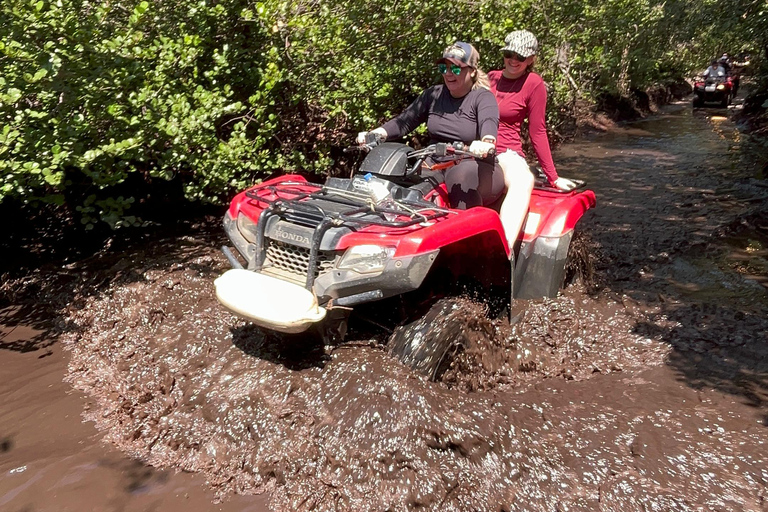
<box><xmin>0</xmin><ymin>305</ymin><xmax>57</xmax><ymax>354</ymax></box>
<box><xmin>559</xmin><ymin>102</ymin><xmax>768</xmax><ymax>424</ymax></box>
<box><xmin>0</xmin><ymin>218</ymin><xmax>226</xmax><ymax>354</ymax></box>
<box><xmin>98</xmin><ymin>458</ymin><xmax>171</xmax><ymax>494</ymax></box>
<box><xmin>0</xmin><ymin>436</ymin><xmax>12</xmax><ymax>453</ymax></box>
<box><xmin>230</xmin><ymin>324</ymin><xmax>328</xmax><ymax>371</ymax></box>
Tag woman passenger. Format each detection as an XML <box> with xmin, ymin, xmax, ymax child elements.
<box><xmin>489</xmin><ymin>30</ymin><xmax>576</xmax><ymax>250</ymax></box>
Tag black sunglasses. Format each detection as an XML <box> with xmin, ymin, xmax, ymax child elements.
<box><xmin>438</xmin><ymin>63</ymin><xmax>463</xmax><ymax>76</ymax></box>
<box><xmin>503</xmin><ymin>50</ymin><xmax>526</xmax><ymax>61</ymax></box>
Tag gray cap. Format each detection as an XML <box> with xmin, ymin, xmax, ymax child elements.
<box><xmin>501</xmin><ymin>30</ymin><xmax>538</xmax><ymax>58</ymax></box>
<box><xmin>437</xmin><ymin>41</ymin><xmax>479</xmax><ymax>68</ymax></box>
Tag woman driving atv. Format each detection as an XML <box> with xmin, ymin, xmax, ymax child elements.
<box><xmin>357</xmin><ymin>41</ymin><xmax>504</xmax><ymax>210</ymax></box>
<box><xmin>703</xmin><ymin>59</ymin><xmax>726</xmax><ymax>79</ymax></box>
<box><xmin>489</xmin><ymin>30</ymin><xmax>577</xmax><ymax>251</ymax></box>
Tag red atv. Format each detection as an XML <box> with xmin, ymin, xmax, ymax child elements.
<box><xmin>215</xmin><ymin>138</ymin><xmax>596</xmax><ymax>376</ymax></box>
<box><xmin>693</xmin><ymin>74</ymin><xmax>733</xmax><ymax>108</ymax></box>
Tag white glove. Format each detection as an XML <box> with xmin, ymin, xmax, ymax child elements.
<box><xmin>356</xmin><ymin>127</ymin><xmax>387</xmax><ymax>145</ymax></box>
<box><xmin>468</xmin><ymin>140</ymin><xmax>495</xmax><ymax>158</ymax></box>
<box><xmin>553</xmin><ymin>177</ymin><xmax>577</xmax><ymax>191</ymax></box>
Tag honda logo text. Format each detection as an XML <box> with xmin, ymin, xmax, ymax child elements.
<box><xmin>273</xmin><ymin>227</ymin><xmax>311</xmax><ymax>246</ymax></box>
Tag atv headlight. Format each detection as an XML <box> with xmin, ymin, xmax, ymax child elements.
<box><xmin>716</xmin><ymin>84</ymin><xmax>725</xmax><ymax>90</ymax></box>
<box><xmin>337</xmin><ymin>245</ymin><xmax>395</xmax><ymax>274</ymax></box>
<box><xmin>237</xmin><ymin>213</ymin><xmax>259</xmax><ymax>244</ymax></box>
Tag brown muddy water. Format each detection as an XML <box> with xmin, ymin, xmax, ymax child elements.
<box><xmin>2</xmin><ymin>100</ymin><xmax>768</xmax><ymax>511</ymax></box>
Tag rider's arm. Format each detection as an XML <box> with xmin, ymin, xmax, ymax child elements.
<box><xmin>527</xmin><ymin>81</ymin><xmax>558</xmax><ymax>184</ymax></box>
<box><xmin>466</xmin><ymin>91</ymin><xmax>499</xmax><ymax>157</ymax></box>
<box><xmin>476</xmin><ymin>90</ymin><xmax>500</xmax><ymax>143</ymax></box>
<box><xmin>380</xmin><ymin>87</ymin><xmax>434</xmax><ymax>140</ymax></box>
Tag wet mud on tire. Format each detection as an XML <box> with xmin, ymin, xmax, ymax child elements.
<box><xmin>6</xmin><ymin>101</ymin><xmax>768</xmax><ymax>511</ymax></box>
<box><xmin>563</xmin><ymin>229</ymin><xmax>601</xmax><ymax>292</ymax></box>
<box><xmin>386</xmin><ymin>297</ymin><xmax>490</xmax><ymax>381</ymax></box>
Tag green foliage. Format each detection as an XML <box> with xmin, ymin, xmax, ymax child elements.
<box><xmin>1</xmin><ymin>0</ymin><xmax>766</xmax><ymax>229</ymax></box>
<box><xmin>1</xmin><ymin>0</ymin><xmax>308</xmax><ymax>227</ymax></box>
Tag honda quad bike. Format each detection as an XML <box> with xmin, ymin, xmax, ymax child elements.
<box><xmin>693</xmin><ymin>75</ymin><xmax>733</xmax><ymax>108</ymax></box>
<box><xmin>214</xmin><ymin>136</ymin><xmax>596</xmax><ymax>378</ymax></box>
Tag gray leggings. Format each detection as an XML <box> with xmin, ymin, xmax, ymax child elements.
<box><xmin>443</xmin><ymin>157</ymin><xmax>505</xmax><ymax>209</ymax></box>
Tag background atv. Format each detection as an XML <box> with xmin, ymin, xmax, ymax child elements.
<box><xmin>215</xmin><ymin>138</ymin><xmax>596</xmax><ymax>378</ymax></box>
<box><xmin>693</xmin><ymin>75</ymin><xmax>733</xmax><ymax>108</ymax></box>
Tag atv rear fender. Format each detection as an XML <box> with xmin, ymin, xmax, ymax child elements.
<box><xmin>524</xmin><ymin>189</ymin><xmax>596</xmax><ymax>241</ymax></box>
<box><xmin>513</xmin><ymin>188</ymin><xmax>595</xmax><ymax>298</ymax></box>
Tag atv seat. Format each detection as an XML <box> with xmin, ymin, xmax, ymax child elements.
<box><xmin>483</xmin><ymin>192</ymin><xmax>504</xmax><ymax>213</ymax></box>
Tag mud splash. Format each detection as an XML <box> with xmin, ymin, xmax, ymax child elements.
<box><xmin>59</xmin><ymin>232</ymin><xmax>672</xmax><ymax>509</ymax></box>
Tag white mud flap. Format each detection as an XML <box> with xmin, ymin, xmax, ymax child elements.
<box><xmin>214</xmin><ymin>269</ymin><xmax>326</xmax><ymax>333</ymax></box>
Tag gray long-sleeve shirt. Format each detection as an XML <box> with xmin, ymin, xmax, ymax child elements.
<box><xmin>381</xmin><ymin>85</ymin><xmax>499</xmax><ymax>144</ymax></box>
<box><xmin>703</xmin><ymin>65</ymin><xmax>725</xmax><ymax>78</ymax></box>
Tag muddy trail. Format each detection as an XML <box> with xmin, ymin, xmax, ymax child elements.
<box><xmin>2</xmin><ymin>101</ymin><xmax>768</xmax><ymax>511</ymax></box>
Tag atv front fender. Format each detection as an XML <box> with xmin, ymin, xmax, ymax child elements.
<box><xmin>334</xmin><ymin>206</ymin><xmax>510</xmax><ymax>259</ymax></box>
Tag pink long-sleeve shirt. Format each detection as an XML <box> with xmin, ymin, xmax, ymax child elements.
<box><xmin>488</xmin><ymin>70</ymin><xmax>558</xmax><ymax>183</ymax></box>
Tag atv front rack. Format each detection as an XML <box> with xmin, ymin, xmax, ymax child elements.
<box><xmin>245</xmin><ymin>181</ymin><xmax>451</xmax><ymax>228</ymax></box>
<box><xmin>243</xmin><ymin>181</ymin><xmax>451</xmax><ymax>290</ymax></box>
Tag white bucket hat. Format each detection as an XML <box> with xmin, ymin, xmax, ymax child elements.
<box><xmin>501</xmin><ymin>30</ymin><xmax>539</xmax><ymax>58</ymax></box>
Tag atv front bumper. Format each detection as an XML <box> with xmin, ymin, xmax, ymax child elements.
<box><xmin>215</xmin><ymin>269</ymin><xmax>326</xmax><ymax>333</ymax></box>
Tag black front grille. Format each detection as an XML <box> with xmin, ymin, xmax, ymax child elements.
<box><xmin>265</xmin><ymin>240</ymin><xmax>336</xmax><ymax>279</ymax></box>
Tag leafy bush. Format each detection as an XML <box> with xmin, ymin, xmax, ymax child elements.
<box><xmin>1</xmin><ymin>0</ymin><xmax>309</xmax><ymax>228</ymax></box>
<box><xmin>1</xmin><ymin>0</ymin><xmax>766</xmax><ymax>229</ymax></box>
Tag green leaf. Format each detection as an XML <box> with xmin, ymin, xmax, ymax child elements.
<box><xmin>134</xmin><ymin>1</ymin><xmax>149</xmax><ymax>15</ymax></box>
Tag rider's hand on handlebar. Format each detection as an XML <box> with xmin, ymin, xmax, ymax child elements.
<box><xmin>468</xmin><ymin>140</ymin><xmax>495</xmax><ymax>158</ymax></box>
<box><xmin>356</xmin><ymin>127</ymin><xmax>387</xmax><ymax>145</ymax></box>
<box><xmin>553</xmin><ymin>177</ymin><xmax>577</xmax><ymax>191</ymax></box>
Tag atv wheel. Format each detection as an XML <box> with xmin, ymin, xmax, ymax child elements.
<box><xmin>387</xmin><ymin>298</ymin><xmax>471</xmax><ymax>381</ymax></box>
<box><xmin>693</xmin><ymin>96</ymin><xmax>703</xmax><ymax>109</ymax></box>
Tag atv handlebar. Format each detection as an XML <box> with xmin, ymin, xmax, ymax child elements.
<box><xmin>347</xmin><ymin>138</ymin><xmax>586</xmax><ymax>191</ymax></box>
<box><xmin>408</xmin><ymin>141</ymin><xmax>496</xmax><ymax>159</ymax></box>
<box><xmin>344</xmin><ymin>132</ymin><xmax>386</xmax><ymax>154</ymax></box>
<box><xmin>365</xmin><ymin>131</ymin><xmax>384</xmax><ymax>145</ymax></box>
<box><xmin>345</xmin><ymin>137</ymin><xmax>496</xmax><ymax>161</ymax></box>
<box><xmin>404</xmin><ymin>142</ymin><xmax>496</xmax><ymax>176</ymax></box>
